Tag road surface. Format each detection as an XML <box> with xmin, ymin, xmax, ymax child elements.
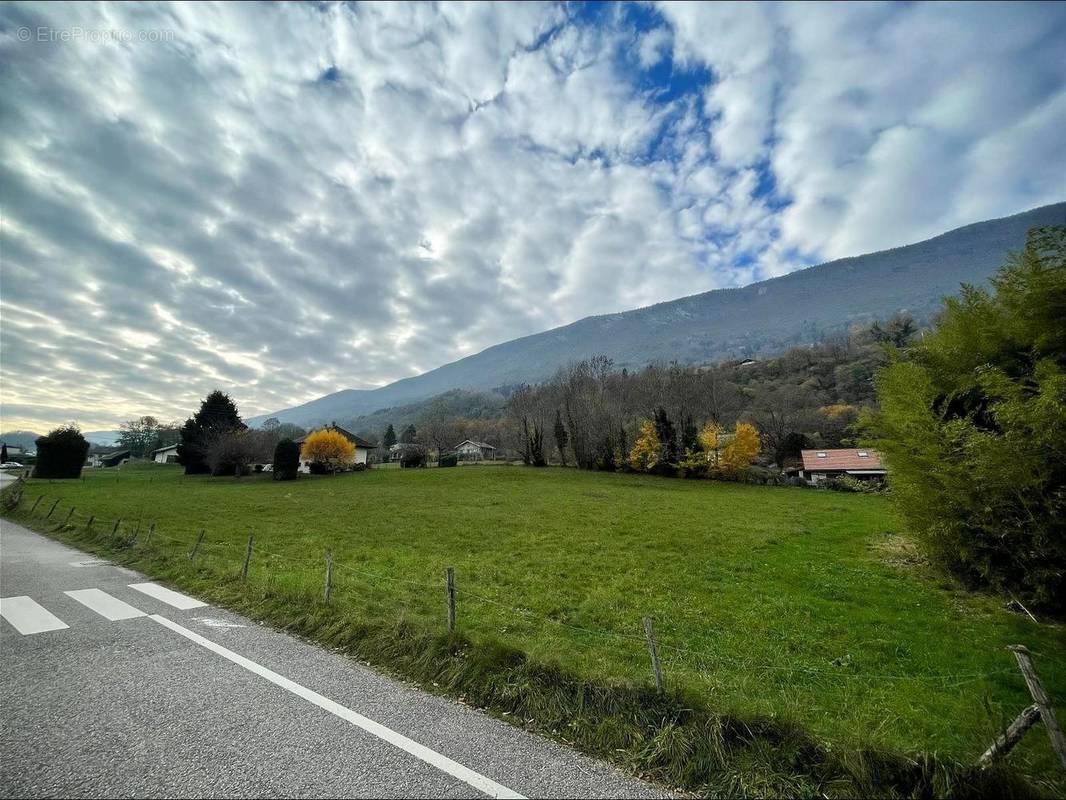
<box><xmin>0</xmin><ymin>520</ymin><xmax>670</xmax><ymax>799</ymax></box>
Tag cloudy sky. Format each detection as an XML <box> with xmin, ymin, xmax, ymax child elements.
<box><xmin>1</xmin><ymin>1</ymin><xmax>1064</xmax><ymax>433</ymax></box>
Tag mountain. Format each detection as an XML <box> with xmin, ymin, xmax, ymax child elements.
<box><xmin>250</xmin><ymin>202</ymin><xmax>1065</xmax><ymax>428</ymax></box>
<box><xmin>0</xmin><ymin>430</ymin><xmax>121</xmax><ymax>448</ymax></box>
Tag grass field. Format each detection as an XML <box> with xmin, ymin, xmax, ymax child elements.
<box><xmin>5</xmin><ymin>463</ymin><xmax>1064</xmax><ymax>796</ymax></box>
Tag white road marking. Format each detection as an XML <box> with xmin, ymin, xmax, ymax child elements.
<box><xmin>70</xmin><ymin>560</ymin><xmax>112</xmax><ymax>568</ymax></box>
<box><xmin>150</xmin><ymin>614</ymin><xmax>525</xmax><ymax>800</ymax></box>
<box><xmin>192</xmin><ymin>617</ymin><xmax>245</xmax><ymax>628</ymax></box>
<box><xmin>128</xmin><ymin>582</ymin><xmax>207</xmax><ymax>610</ymax></box>
<box><xmin>0</xmin><ymin>596</ymin><xmax>69</xmax><ymax>635</ymax></box>
<box><xmin>64</xmin><ymin>589</ymin><xmax>146</xmax><ymax>621</ymax></box>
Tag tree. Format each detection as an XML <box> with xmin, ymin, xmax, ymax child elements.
<box><xmin>553</xmin><ymin>409</ymin><xmax>569</xmax><ymax>466</ymax></box>
<box><xmin>204</xmin><ymin>429</ymin><xmax>267</xmax><ymax>477</ymax></box>
<box><xmin>273</xmin><ymin>438</ymin><xmax>300</xmax><ymax>481</ymax></box>
<box><xmin>1</xmin><ymin>444</ymin><xmax>7</xmax><ymax>463</ymax></box>
<box><xmin>520</xmin><ymin>416</ymin><xmax>547</xmax><ymax>467</ymax></box>
<box><xmin>400</xmin><ymin>424</ymin><xmax>417</xmax><ymax>444</ymax></box>
<box><xmin>653</xmin><ymin>407</ymin><xmax>678</xmax><ymax>470</ymax></box>
<box><xmin>721</xmin><ymin>422</ymin><xmax>761</xmax><ymax>474</ymax></box>
<box><xmin>628</xmin><ymin>420</ymin><xmax>660</xmax><ymax>472</ymax></box>
<box><xmin>863</xmin><ymin>226</ymin><xmax>1066</xmax><ymax>612</ymax></box>
<box><xmin>262</xmin><ymin>417</ymin><xmax>281</xmax><ymax>431</ymax></box>
<box><xmin>33</xmin><ymin>425</ymin><xmax>90</xmax><ymax>479</ymax></box>
<box><xmin>382</xmin><ymin>424</ymin><xmax>397</xmax><ymax>450</ymax></box>
<box><xmin>300</xmin><ymin>430</ymin><xmax>355</xmax><ymax>474</ymax></box>
<box><xmin>118</xmin><ymin>416</ymin><xmax>162</xmax><ymax>458</ymax></box>
<box><xmin>697</xmin><ymin>421</ymin><xmax>724</xmax><ymax>466</ymax></box>
<box><xmin>178</xmin><ymin>391</ymin><xmax>245</xmax><ymax>475</ymax></box>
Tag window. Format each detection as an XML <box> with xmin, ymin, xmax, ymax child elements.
<box><xmin>817</xmin><ymin>452</ymin><xmax>827</xmax><ymax>458</ymax></box>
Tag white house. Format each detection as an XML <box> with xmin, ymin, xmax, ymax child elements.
<box><xmin>151</xmin><ymin>443</ymin><xmax>180</xmax><ymax>464</ymax></box>
<box><xmin>295</xmin><ymin>423</ymin><xmax>377</xmax><ymax>472</ymax></box>
<box><xmin>453</xmin><ymin>439</ymin><xmax>497</xmax><ymax>461</ymax></box>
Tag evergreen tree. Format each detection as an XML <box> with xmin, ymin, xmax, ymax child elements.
<box><xmin>863</xmin><ymin>226</ymin><xmax>1066</xmax><ymax>612</ymax></box>
<box><xmin>33</xmin><ymin>425</ymin><xmax>89</xmax><ymax>479</ymax></box>
<box><xmin>272</xmin><ymin>438</ymin><xmax>301</xmax><ymax>481</ymax></box>
<box><xmin>553</xmin><ymin>409</ymin><xmax>569</xmax><ymax>466</ymax></box>
<box><xmin>178</xmin><ymin>390</ymin><xmax>245</xmax><ymax>475</ymax></box>
<box><xmin>382</xmin><ymin>424</ymin><xmax>397</xmax><ymax>450</ymax></box>
<box><xmin>680</xmin><ymin>414</ymin><xmax>698</xmax><ymax>453</ymax></box>
<box><xmin>653</xmin><ymin>407</ymin><xmax>679</xmax><ymax>466</ymax></box>
<box><xmin>1</xmin><ymin>444</ymin><xmax>7</xmax><ymax>463</ymax></box>
<box><xmin>400</xmin><ymin>424</ymin><xmax>417</xmax><ymax>444</ymax></box>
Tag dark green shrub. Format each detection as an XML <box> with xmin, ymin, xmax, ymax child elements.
<box><xmin>33</xmin><ymin>425</ymin><xmax>90</xmax><ymax>479</ymax></box>
<box><xmin>178</xmin><ymin>390</ymin><xmax>245</xmax><ymax>475</ymax></box>
<box><xmin>863</xmin><ymin>225</ymin><xmax>1066</xmax><ymax>613</ymax></box>
<box><xmin>272</xmin><ymin>438</ymin><xmax>300</xmax><ymax>481</ymax></box>
<box><xmin>438</xmin><ymin>452</ymin><xmax>458</xmax><ymax>468</ymax></box>
<box><xmin>401</xmin><ymin>446</ymin><xmax>427</xmax><ymax>468</ymax></box>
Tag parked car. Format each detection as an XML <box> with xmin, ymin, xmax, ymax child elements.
<box><xmin>0</xmin><ymin>462</ymin><xmax>24</xmax><ymax>469</ymax></box>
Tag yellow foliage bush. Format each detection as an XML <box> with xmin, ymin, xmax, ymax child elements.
<box><xmin>300</xmin><ymin>429</ymin><xmax>356</xmax><ymax>472</ymax></box>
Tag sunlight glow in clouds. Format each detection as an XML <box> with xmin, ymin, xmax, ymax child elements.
<box><xmin>1</xmin><ymin>1</ymin><xmax>1064</xmax><ymax>431</ymax></box>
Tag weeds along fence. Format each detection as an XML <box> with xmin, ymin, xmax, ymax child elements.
<box><xmin>7</xmin><ymin>487</ymin><xmax>1066</xmax><ymax>770</ymax></box>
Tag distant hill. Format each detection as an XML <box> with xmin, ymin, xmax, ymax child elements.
<box><xmin>244</xmin><ymin>201</ymin><xmax>1063</xmax><ymax>429</ymax></box>
<box><xmin>0</xmin><ymin>429</ymin><xmax>120</xmax><ymax>448</ymax></box>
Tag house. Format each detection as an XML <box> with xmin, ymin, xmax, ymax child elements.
<box><xmin>788</xmin><ymin>448</ymin><xmax>885</xmax><ymax>485</ymax></box>
<box><xmin>151</xmin><ymin>443</ymin><xmax>180</xmax><ymax>464</ymax></box>
<box><xmin>100</xmin><ymin>450</ymin><xmax>131</xmax><ymax>468</ymax></box>
<box><xmin>453</xmin><ymin>439</ymin><xmax>497</xmax><ymax>461</ymax></box>
<box><xmin>295</xmin><ymin>422</ymin><xmax>377</xmax><ymax>472</ymax></box>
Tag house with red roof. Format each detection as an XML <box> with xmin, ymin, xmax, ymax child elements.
<box><xmin>787</xmin><ymin>448</ymin><xmax>886</xmax><ymax>485</ymax></box>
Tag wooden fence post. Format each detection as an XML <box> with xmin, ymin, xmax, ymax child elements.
<box><xmin>324</xmin><ymin>549</ymin><xmax>333</xmax><ymax>603</ymax></box>
<box><xmin>978</xmin><ymin>704</ymin><xmax>1042</xmax><ymax>767</ymax></box>
<box><xmin>1009</xmin><ymin>645</ymin><xmax>1066</xmax><ymax>769</ymax></box>
<box><xmin>86</xmin><ymin>515</ymin><xmax>94</xmax><ymax>531</ymax></box>
<box><xmin>59</xmin><ymin>507</ymin><xmax>74</xmax><ymax>527</ymax></box>
<box><xmin>446</xmin><ymin>566</ymin><xmax>456</xmax><ymax>633</ymax></box>
<box><xmin>45</xmin><ymin>499</ymin><xmax>60</xmax><ymax>519</ymax></box>
<box><xmin>144</xmin><ymin>522</ymin><xmax>155</xmax><ymax>546</ymax></box>
<box><xmin>189</xmin><ymin>529</ymin><xmax>205</xmax><ymax>560</ymax></box>
<box><xmin>241</xmin><ymin>534</ymin><xmax>253</xmax><ymax>582</ymax></box>
<box><xmin>29</xmin><ymin>495</ymin><xmax>42</xmax><ymax>514</ymax></box>
<box><xmin>643</xmin><ymin>616</ymin><xmax>665</xmax><ymax>694</ymax></box>
<box><xmin>111</xmin><ymin>518</ymin><xmax>122</xmax><ymax>537</ymax></box>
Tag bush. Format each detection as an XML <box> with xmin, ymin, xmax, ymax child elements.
<box><xmin>33</xmin><ymin>425</ymin><xmax>90</xmax><ymax>479</ymax></box>
<box><xmin>300</xmin><ymin>430</ymin><xmax>355</xmax><ymax>474</ymax></box>
<box><xmin>863</xmin><ymin>226</ymin><xmax>1066</xmax><ymax>612</ymax></box>
<box><xmin>400</xmin><ymin>446</ymin><xmax>428</xmax><ymax>468</ymax></box>
<box><xmin>438</xmin><ymin>452</ymin><xmax>458</xmax><ymax>468</ymax></box>
<box><xmin>827</xmin><ymin>475</ymin><xmax>880</xmax><ymax>493</ymax></box>
<box><xmin>273</xmin><ymin>438</ymin><xmax>300</xmax><ymax>481</ymax></box>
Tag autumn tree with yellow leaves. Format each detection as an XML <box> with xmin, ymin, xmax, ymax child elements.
<box><xmin>697</xmin><ymin>421</ymin><xmax>724</xmax><ymax>466</ymax></box>
<box><xmin>720</xmin><ymin>422</ymin><xmax>761</xmax><ymax>474</ymax></box>
<box><xmin>627</xmin><ymin>420</ymin><xmax>661</xmax><ymax>472</ymax></box>
<box><xmin>300</xmin><ymin>429</ymin><xmax>356</xmax><ymax>474</ymax></box>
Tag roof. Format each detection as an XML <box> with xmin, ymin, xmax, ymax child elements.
<box><xmin>150</xmin><ymin>443</ymin><xmax>179</xmax><ymax>454</ymax></box>
<box><xmin>800</xmin><ymin>449</ymin><xmax>884</xmax><ymax>471</ymax></box>
<box><xmin>454</xmin><ymin>439</ymin><xmax>495</xmax><ymax>450</ymax></box>
<box><xmin>296</xmin><ymin>423</ymin><xmax>377</xmax><ymax>449</ymax></box>
<box><xmin>101</xmin><ymin>450</ymin><xmax>131</xmax><ymax>464</ymax></box>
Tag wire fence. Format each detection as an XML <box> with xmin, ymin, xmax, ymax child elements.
<box><xmin>1</xmin><ymin>483</ymin><xmax>1036</xmax><ymax>693</ymax></box>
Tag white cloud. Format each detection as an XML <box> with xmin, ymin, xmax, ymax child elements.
<box><xmin>0</xmin><ymin>1</ymin><xmax>1062</xmax><ymax>432</ymax></box>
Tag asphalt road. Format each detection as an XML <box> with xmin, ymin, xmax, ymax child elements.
<box><xmin>0</xmin><ymin>520</ymin><xmax>671</xmax><ymax>799</ymax></box>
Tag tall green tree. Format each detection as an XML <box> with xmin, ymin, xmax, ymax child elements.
<box><xmin>382</xmin><ymin>424</ymin><xmax>397</xmax><ymax>450</ymax></box>
<box><xmin>400</xmin><ymin>424</ymin><xmax>417</xmax><ymax>444</ymax></box>
<box><xmin>178</xmin><ymin>390</ymin><xmax>245</xmax><ymax>475</ymax></box>
<box><xmin>863</xmin><ymin>226</ymin><xmax>1066</xmax><ymax>612</ymax></box>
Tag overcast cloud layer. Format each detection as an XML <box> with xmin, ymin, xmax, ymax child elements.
<box><xmin>2</xmin><ymin>1</ymin><xmax>1064</xmax><ymax>432</ymax></box>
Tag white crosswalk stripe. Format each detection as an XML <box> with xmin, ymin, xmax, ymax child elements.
<box><xmin>64</xmin><ymin>588</ymin><xmax>146</xmax><ymax>621</ymax></box>
<box><xmin>128</xmin><ymin>582</ymin><xmax>206</xmax><ymax>610</ymax></box>
<box><xmin>0</xmin><ymin>596</ymin><xmax>69</xmax><ymax>634</ymax></box>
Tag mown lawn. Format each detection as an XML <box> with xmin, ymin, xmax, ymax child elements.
<box><xmin>6</xmin><ymin>462</ymin><xmax>1064</xmax><ymax>791</ymax></box>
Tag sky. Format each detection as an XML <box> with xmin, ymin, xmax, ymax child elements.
<box><xmin>1</xmin><ymin>1</ymin><xmax>1064</xmax><ymax>433</ymax></box>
